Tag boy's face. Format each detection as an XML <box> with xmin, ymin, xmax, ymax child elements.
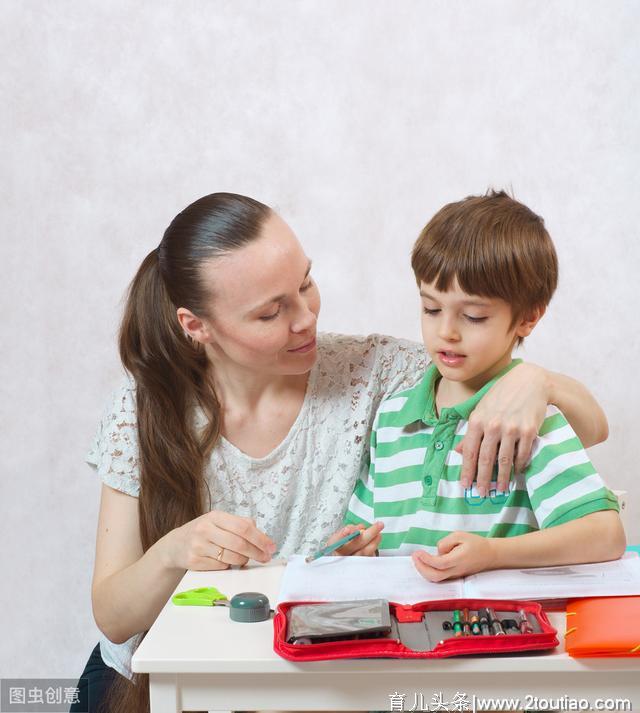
<box><xmin>419</xmin><ymin>279</ymin><xmax>540</xmax><ymax>393</ymax></box>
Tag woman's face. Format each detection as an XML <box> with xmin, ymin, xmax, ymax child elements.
<box><xmin>196</xmin><ymin>211</ymin><xmax>321</xmax><ymax>377</ymax></box>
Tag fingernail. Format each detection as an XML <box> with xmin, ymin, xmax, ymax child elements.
<box><xmin>478</xmin><ymin>486</ymin><xmax>486</xmax><ymax>498</ymax></box>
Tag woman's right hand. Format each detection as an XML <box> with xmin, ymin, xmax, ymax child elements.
<box><xmin>161</xmin><ymin>510</ymin><xmax>277</xmax><ymax>571</ymax></box>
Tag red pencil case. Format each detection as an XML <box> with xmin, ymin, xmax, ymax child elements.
<box><xmin>274</xmin><ymin>598</ymin><xmax>558</xmax><ymax>660</ymax></box>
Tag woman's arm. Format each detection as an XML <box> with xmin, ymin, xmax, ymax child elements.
<box><xmin>412</xmin><ymin>510</ymin><xmax>626</xmax><ymax>582</ymax></box>
<box><xmin>460</xmin><ymin>363</ymin><xmax>609</xmax><ymax>494</ymax></box>
<box><xmin>92</xmin><ymin>484</ymin><xmax>275</xmax><ymax>644</ymax></box>
<box><xmin>91</xmin><ymin>485</ymin><xmax>187</xmax><ymax>644</ymax></box>
<box><xmin>546</xmin><ymin>369</ymin><xmax>609</xmax><ymax>446</ymax></box>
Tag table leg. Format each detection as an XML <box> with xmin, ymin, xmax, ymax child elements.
<box><xmin>149</xmin><ymin>673</ymin><xmax>179</xmax><ymax>713</ymax></box>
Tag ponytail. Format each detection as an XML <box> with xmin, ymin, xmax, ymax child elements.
<box><xmin>101</xmin><ymin>193</ymin><xmax>270</xmax><ymax>713</ymax></box>
<box><xmin>119</xmin><ymin>247</ymin><xmax>220</xmax><ymax>550</ymax></box>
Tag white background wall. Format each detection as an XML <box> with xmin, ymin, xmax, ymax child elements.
<box><xmin>2</xmin><ymin>0</ymin><xmax>638</xmax><ymax>680</ymax></box>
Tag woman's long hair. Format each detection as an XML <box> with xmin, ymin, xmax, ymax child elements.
<box><xmin>100</xmin><ymin>192</ymin><xmax>271</xmax><ymax>713</ymax></box>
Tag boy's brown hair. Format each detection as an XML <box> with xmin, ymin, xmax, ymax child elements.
<box><xmin>411</xmin><ymin>190</ymin><xmax>558</xmax><ymax>329</ymax></box>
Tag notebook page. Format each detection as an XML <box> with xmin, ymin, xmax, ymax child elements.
<box><xmin>463</xmin><ymin>553</ymin><xmax>640</xmax><ymax>600</ymax></box>
<box><xmin>277</xmin><ymin>555</ymin><xmax>464</xmax><ymax>604</ymax></box>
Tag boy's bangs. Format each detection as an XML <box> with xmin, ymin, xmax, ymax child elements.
<box><xmin>416</xmin><ymin>239</ymin><xmax>512</xmax><ymax>304</ymax></box>
<box><xmin>412</xmin><ymin>191</ymin><xmax>558</xmax><ymax>325</ymax></box>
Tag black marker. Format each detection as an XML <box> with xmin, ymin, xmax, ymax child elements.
<box><xmin>519</xmin><ymin>609</ymin><xmax>534</xmax><ymax>634</ymax></box>
<box><xmin>487</xmin><ymin>607</ymin><xmax>505</xmax><ymax>636</ymax></box>
<box><xmin>478</xmin><ymin>608</ymin><xmax>491</xmax><ymax>636</ymax></box>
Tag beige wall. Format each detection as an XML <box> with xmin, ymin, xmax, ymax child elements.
<box><xmin>2</xmin><ymin>0</ymin><xmax>638</xmax><ymax>679</ymax></box>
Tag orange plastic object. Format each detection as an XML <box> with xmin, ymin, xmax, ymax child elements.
<box><xmin>565</xmin><ymin>596</ymin><xmax>640</xmax><ymax>657</ymax></box>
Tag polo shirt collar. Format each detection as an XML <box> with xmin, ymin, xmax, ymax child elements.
<box><xmin>394</xmin><ymin>358</ymin><xmax>523</xmax><ymax>427</ymax></box>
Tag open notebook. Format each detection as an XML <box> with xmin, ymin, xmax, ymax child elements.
<box><xmin>277</xmin><ymin>553</ymin><xmax>640</xmax><ymax>605</ymax></box>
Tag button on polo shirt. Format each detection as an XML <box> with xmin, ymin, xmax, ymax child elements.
<box><xmin>390</xmin><ymin>360</ymin><xmax>522</xmax><ymax>507</ymax></box>
<box><xmin>345</xmin><ymin>358</ymin><xmax>619</xmax><ymax>555</ymax></box>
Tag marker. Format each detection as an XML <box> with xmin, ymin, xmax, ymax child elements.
<box><xmin>478</xmin><ymin>608</ymin><xmax>491</xmax><ymax>636</ymax></box>
<box><xmin>518</xmin><ymin>609</ymin><xmax>534</xmax><ymax>634</ymax></box>
<box><xmin>501</xmin><ymin>619</ymin><xmax>518</xmax><ymax>632</ymax></box>
<box><xmin>487</xmin><ymin>607</ymin><xmax>505</xmax><ymax>636</ymax></box>
<box><xmin>304</xmin><ymin>529</ymin><xmax>361</xmax><ymax>562</ymax></box>
<box><xmin>453</xmin><ymin>610</ymin><xmax>463</xmax><ymax>637</ymax></box>
<box><xmin>462</xmin><ymin>608</ymin><xmax>471</xmax><ymax>636</ymax></box>
<box><xmin>470</xmin><ymin>613</ymin><xmax>481</xmax><ymax>635</ymax></box>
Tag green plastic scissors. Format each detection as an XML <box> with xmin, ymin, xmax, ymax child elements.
<box><xmin>172</xmin><ymin>586</ymin><xmax>228</xmax><ymax>607</ymax></box>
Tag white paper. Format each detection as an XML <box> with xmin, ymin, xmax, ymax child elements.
<box><xmin>463</xmin><ymin>553</ymin><xmax>640</xmax><ymax>600</ymax></box>
<box><xmin>277</xmin><ymin>555</ymin><xmax>463</xmax><ymax>604</ymax></box>
<box><xmin>278</xmin><ymin>553</ymin><xmax>640</xmax><ymax>605</ymax></box>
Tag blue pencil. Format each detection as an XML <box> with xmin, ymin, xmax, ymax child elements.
<box><xmin>304</xmin><ymin>530</ymin><xmax>362</xmax><ymax>563</ymax></box>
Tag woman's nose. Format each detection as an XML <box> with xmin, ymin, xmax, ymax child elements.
<box><xmin>291</xmin><ymin>301</ymin><xmax>317</xmax><ymax>333</ymax></box>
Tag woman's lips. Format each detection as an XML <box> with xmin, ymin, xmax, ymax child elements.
<box><xmin>437</xmin><ymin>350</ymin><xmax>466</xmax><ymax>366</ymax></box>
<box><xmin>288</xmin><ymin>337</ymin><xmax>317</xmax><ymax>353</ymax></box>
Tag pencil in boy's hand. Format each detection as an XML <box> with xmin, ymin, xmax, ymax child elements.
<box><xmin>304</xmin><ymin>529</ymin><xmax>362</xmax><ymax>563</ymax></box>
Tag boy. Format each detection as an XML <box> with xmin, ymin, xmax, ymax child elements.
<box><xmin>342</xmin><ymin>190</ymin><xmax>625</xmax><ymax>581</ymax></box>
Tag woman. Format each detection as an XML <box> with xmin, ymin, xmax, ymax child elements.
<box><xmin>72</xmin><ymin>192</ymin><xmax>608</xmax><ymax>712</ymax></box>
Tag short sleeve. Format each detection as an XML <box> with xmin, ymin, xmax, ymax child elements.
<box><xmin>367</xmin><ymin>334</ymin><xmax>428</xmax><ymax>399</ymax></box>
<box><xmin>344</xmin><ymin>415</ymin><xmax>379</xmax><ymax>529</ymax></box>
<box><xmin>86</xmin><ymin>378</ymin><xmax>141</xmax><ymax>497</ymax></box>
<box><xmin>525</xmin><ymin>406</ymin><xmax>619</xmax><ymax>528</ymax></box>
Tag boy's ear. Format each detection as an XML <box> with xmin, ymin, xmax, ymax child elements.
<box><xmin>514</xmin><ymin>306</ymin><xmax>546</xmax><ymax>339</ymax></box>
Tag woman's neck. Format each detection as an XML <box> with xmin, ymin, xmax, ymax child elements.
<box><xmin>206</xmin><ymin>356</ymin><xmax>312</xmax><ymax>458</ymax></box>
<box><xmin>208</xmin><ymin>358</ymin><xmax>309</xmax><ymax>414</ymax></box>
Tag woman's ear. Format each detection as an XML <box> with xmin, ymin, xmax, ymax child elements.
<box><xmin>177</xmin><ymin>307</ymin><xmax>211</xmax><ymax>345</ymax></box>
<box><xmin>515</xmin><ymin>305</ymin><xmax>546</xmax><ymax>339</ymax></box>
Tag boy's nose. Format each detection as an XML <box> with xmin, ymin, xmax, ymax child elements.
<box><xmin>438</xmin><ymin>318</ymin><xmax>460</xmax><ymax>341</ymax></box>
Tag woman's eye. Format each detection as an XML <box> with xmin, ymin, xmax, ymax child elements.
<box><xmin>300</xmin><ymin>279</ymin><xmax>313</xmax><ymax>292</ymax></box>
<box><xmin>423</xmin><ymin>307</ymin><xmax>440</xmax><ymax>315</ymax></box>
<box><xmin>259</xmin><ymin>308</ymin><xmax>280</xmax><ymax>321</ymax></box>
<box><xmin>465</xmin><ymin>315</ymin><xmax>488</xmax><ymax>323</ymax></box>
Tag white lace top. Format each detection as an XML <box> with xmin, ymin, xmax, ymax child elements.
<box><xmin>87</xmin><ymin>332</ymin><xmax>426</xmax><ymax>678</ymax></box>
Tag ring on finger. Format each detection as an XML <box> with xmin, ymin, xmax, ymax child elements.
<box><xmin>216</xmin><ymin>546</ymin><xmax>225</xmax><ymax>561</ymax></box>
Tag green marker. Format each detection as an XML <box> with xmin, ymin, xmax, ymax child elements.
<box><xmin>453</xmin><ymin>609</ymin><xmax>463</xmax><ymax>637</ymax></box>
<box><xmin>305</xmin><ymin>529</ymin><xmax>362</xmax><ymax>562</ymax></box>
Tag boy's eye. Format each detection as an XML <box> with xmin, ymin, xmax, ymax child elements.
<box><xmin>465</xmin><ymin>315</ymin><xmax>488</xmax><ymax>323</ymax></box>
<box><xmin>423</xmin><ymin>307</ymin><xmax>440</xmax><ymax>315</ymax></box>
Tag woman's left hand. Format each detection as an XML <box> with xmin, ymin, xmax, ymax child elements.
<box><xmin>457</xmin><ymin>362</ymin><xmax>549</xmax><ymax>496</ymax></box>
<box><xmin>412</xmin><ymin>532</ymin><xmax>497</xmax><ymax>582</ymax></box>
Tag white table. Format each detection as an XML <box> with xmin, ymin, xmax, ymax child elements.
<box><xmin>132</xmin><ymin>561</ymin><xmax>640</xmax><ymax>712</ymax></box>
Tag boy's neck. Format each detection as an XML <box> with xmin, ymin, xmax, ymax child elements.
<box><xmin>435</xmin><ymin>352</ymin><xmax>516</xmax><ymax>412</ymax></box>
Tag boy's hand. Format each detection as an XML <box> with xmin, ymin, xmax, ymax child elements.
<box><xmin>457</xmin><ymin>362</ymin><xmax>547</xmax><ymax>496</ymax></box>
<box><xmin>326</xmin><ymin>523</ymin><xmax>384</xmax><ymax>556</ymax></box>
<box><xmin>411</xmin><ymin>531</ymin><xmax>497</xmax><ymax>582</ymax></box>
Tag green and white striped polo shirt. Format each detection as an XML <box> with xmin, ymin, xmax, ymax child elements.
<box><xmin>345</xmin><ymin>359</ymin><xmax>619</xmax><ymax>555</ymax></box>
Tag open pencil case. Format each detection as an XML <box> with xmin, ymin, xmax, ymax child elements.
<box><xmin>274</xmin><ymin>598</ymin><xmax>558</xmax><ymax>660</ymax></box>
